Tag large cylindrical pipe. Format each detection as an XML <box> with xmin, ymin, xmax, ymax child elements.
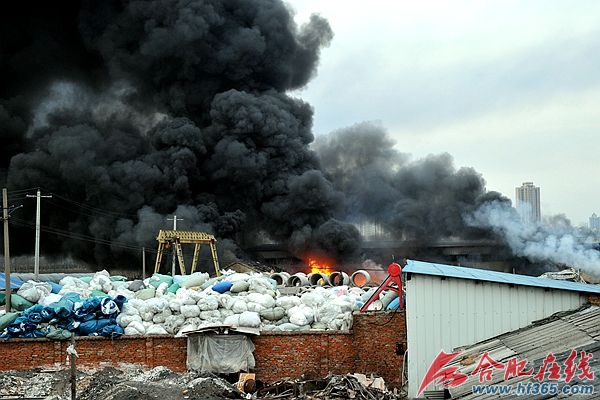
<box><xmin>328</xmin><ymin>271</ymin><xmax>350</xmax><ymax>286</ymax></box>
<box><xmin>350</xmin><ymin>270</ymin><xmax>371</xmax><ymax>287</ymax></box>
<box><xmin>270</xmin><ymin>272</ymin><xmax>291</xmax><ymax>286</ymax></box>
<box><xmin>308</xmin><ymin>272</ymin><xmax>329</xmax><ymax>286</ymax></box>
<box><xmin>381</xmin><ymin>291</ymin><xmax>399</xmax><ymax>309</ymax></box>
<box><xmin>287</xmin><ymin>273</ymin><xmax>310</xmax><ymax>287</ymax></box>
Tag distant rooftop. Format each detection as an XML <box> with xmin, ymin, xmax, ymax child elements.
<box><xmin>404</xmin><ymin>259</ymin><xmax>600</xmax><ymax>294</ymax></box>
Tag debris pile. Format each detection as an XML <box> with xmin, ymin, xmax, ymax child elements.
<box><xmin>257</xmin><ymin>374</ymin><xmax>404</xmax><ymax>399</ymax></box>
<box><xmin>0</xmin><ymin>366</ymin><xmax>244</xmax><ymax>400</ymax></box>
<box><xmin>1</xmin><ymin>269</ymin><xmax>400</xmax><ymax>338</ymax></box>
<box><xmin>0</xmin><ymin>367</ymin><xmax>406</xmax><ymax>399</ymax></box>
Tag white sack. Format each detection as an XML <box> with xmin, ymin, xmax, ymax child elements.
<box><xmin>146</xmin><ymin>325</ymin><xmax>169</xmax><ymax>335</ymax></box>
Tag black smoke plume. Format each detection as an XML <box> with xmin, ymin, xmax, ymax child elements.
<box><xmin>1</xmin><ymin>0</ymin><xmax>359</xmax><ymax>267</ymax></box>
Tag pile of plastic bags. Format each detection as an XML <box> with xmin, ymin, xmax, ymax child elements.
<box><xmin>0</xmin><ymin>269</ymin><xmax>399</xmax><ymax>339</ymax></box>
<box><xmin>1</xmin><ymin>292</ymin><xmax>126</xmax><ymax>339</ymax></box>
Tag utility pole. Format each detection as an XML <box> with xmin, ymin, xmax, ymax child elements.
<box><xmin>166</xmin><ymin>215</ymin><xmax>183</xmax><ymax>276</ymax></box>
<box><xmin>68</xmin><ymin>333</ymin><xmax>77</xmax><ymax>400</ymax></box>
<box><xmin>142</xmin><ymin>247</ymin><xmax>146</xmax><ymax>280</ymax></box>
<box><xmin>2</xmin><ymin>188</ymin><xmax>12</xmax><ymax>313</ymax></box>
<box><xmin>26</xmin><ymin>190</ymin><xmax>52</xmax><ymax>280</ymax></box>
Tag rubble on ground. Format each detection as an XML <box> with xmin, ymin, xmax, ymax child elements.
<box><xmin>0</xmin><ymin>367</ymin><xmax>406</xmax><ymax>400</ymax></box>
<box><xmin>1</xmin><ymin>269</ymin><xmax>399</xmax><ymax>339</ymax></box>
<box><xmin>0</xmin><ymin>366</ymin><xmax>245</xmax><ymax>400</ymax></box>
<box><xmin>257</xmin><ymin>374</ymin><xmax>405</xmax><ymax>399</ymax></box>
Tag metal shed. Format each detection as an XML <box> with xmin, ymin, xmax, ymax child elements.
<box><xmin>404</xmin><ymin>260</ymin><xmax>600</xmax><ymax>398</ymax></box>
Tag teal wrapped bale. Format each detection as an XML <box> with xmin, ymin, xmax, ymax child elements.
<box><xmin>149</xmin><ymin>273</ymin><xmax>173</xmax><ymax>289</ymax></box>
<box><xmin>0</xmin><ymin>312</ymin><xmax>20</xmax><ymax>330</ymax></box>
<box><xmin>90</xmin><ymin>290</ymin><xmax>109</xmax><ymax>298</ymax></box>
<box><xmin>10</xmin><ymin>294</ymin><xmax>34</xmax><ymax>311</ymax></box>
<box><xmin>167</xmin><ymin>283</ymin><xmax>180</xmax><ymax>294</ymax></box>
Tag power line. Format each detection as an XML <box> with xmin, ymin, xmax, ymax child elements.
<box><xmin>44</xmin><ymin>198</ymin><xmax>122</xmax><ymax>220</ymax></box>
<box><xmin>7</xmin><ymin>196</ymin><xmax>31</xmax><ymax>202</ymax></box>
<box><xmin>9</xmin><ymin>188</ymin><xmax>137</xmax><ymax>219</ymax></box>
<box><xmin>11</xmin><ymin>217</ymin><xmax>156</xmax><ymax>254</ymax></box>
<box><xmin>7</xmin><ymin>187</ymin><xmax>41</xmax><ymax>195</ymax></box>
<box><xmin>50</xmin><ymin>192</ymin><xmax>137</xmax><ymax>218</ymax></box>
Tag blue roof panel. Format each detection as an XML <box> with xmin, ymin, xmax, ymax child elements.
<box><xmin>403</xmin><ymin>259</ymin><xmax>600</xmax><ymax>294</ymax></box>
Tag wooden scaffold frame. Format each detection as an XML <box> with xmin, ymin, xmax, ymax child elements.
<box><xmin>154</xmin><ymin>230</ymin><xmax>221</xmax><ymax>276</ymax></box>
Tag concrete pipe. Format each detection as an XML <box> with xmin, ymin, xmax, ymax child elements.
<box><xmin>269</xmin><ymin>272</ymin><xmax>291</xmax><ymax>286</ymax></box>
<box><xmin>308</xmin><ymin>272</ymin><xmax>329</xmax><ymax>286</ymax></box>
<box><xmin>350</xmin><ymin>270</ymin><xmax>371</xmax><ymax>287</ymax></box>
<box><xmin>328</xmin><ymin>271</ymin><xmax>350</xmax><ymax>286</ymax></box>
<box><xmin>380</xmin><ymin>291</ymin><xmax>399</xmax><ymax>309</ymax></box>
<box><xmin>287</xmin><ymin>273</ymin><xmax>310</xmax><ymax>287</ymax></box>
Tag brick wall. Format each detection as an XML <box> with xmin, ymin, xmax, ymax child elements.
<box><xmin>1</xmin><ymin>336</ymin><xmax>188</xmax><ymax>372</ymax></box>
<box><xmin>0</xmin><ymin>311</ymin><xmax>405</xmax><ymax>386</ymax></box>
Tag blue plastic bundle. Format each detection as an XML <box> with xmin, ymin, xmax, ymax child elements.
<box><xmin>101</xmin><ymin>324</ymin><xmax>124</xmax><ymax>338</ymax></box>
<box><xmin>49</xmin><ymin>293</ymin><xmax>82</xmax><ymax>319</ymax></box>
<box><xmin>5</xmin><ymin>315</ymin><xmax>45</xmax><ymax>338</ymax></box>
<box><xmin>74</xmin><ymin>297</ymin><xmax>102</xmax><ymax>321</ymax></box>
<box><xmin>1</xmin><ymin>293</ymin><xmax>127</xmax><ymax>340</ymax></box>
<box><xmin>212</xmin><ymin>281</ymin><xmax>233</xmax><ymax>293</ymax></box>
<box><xmin>41</xmin><ymin>307</ymin><xmax>55</xmax><ymax>321</ymax></box>
<box><xmin>100</xmin><ymin>297</ymin><xmax>119</xmax><ymax>315</ymax></box>
<box><xmin>21</xmin><ymin>305</ymin><xmax>49</xmax><ymax>324</ymax></box>
<box><xmin>79</xmin><ymin>318</ymin><xmax>115</xmax><ymax>335</ymax></box>
<box><xmin>48</xmin><ymin>281</ymin><xmax>63</xmax><ymax>294</ymax></box>
<box><xmin>112</xmin><ymin>295</ymin><xmax>127</xmax><ymax>311</ymax></box>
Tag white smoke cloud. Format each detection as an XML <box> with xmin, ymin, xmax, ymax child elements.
<box><xmin>465</xmin><ymin>200</ymin><xmax>600</xmax><ymax>275</ymax></box>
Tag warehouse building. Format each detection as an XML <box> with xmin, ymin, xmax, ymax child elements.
<box><xmin>404</xmin><ymin>260</ymin><xmax>600</xmax><ymax>398</ymax></box>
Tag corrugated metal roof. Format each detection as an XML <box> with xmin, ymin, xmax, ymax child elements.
<box><xmin>447</xmin><ymin>305</ymin><xmax>600</xmax><ymax>399</ymax></box>
<box><xmin>403</xmin><ymin>259</ymin><xmax>600</xmax><ymax>294</ymax></box>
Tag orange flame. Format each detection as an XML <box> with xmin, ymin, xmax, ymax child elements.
<box><xmin>308</xmin><ymin>257</ymin><xmax>334</xmax><ymax>275</ymax></box>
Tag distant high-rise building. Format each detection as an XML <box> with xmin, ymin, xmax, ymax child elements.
<box><xmin>590</xmin><ymin>213</ymin><xmax>600</xmax><ymax>231</ymax></box>
<box><xmin>515</xmin><ymin>182</ymin><xmax>541</xmax><ymax>223</ymax></box>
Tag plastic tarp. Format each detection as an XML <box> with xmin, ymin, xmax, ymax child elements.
<box><xmin>0</xmin><ymin>273</ymin><xmax>24</xmax><ymax>290</ymax></box>
<box><xmin>187</xmin><ymin>334</ymin><xmax>255</xmax><ymax>373</ymax></box>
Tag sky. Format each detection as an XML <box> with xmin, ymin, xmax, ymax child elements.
<box><xmin>286</xmin><ymin>0</ymin><xmax>600</xmax><ymax>226</ymax></box>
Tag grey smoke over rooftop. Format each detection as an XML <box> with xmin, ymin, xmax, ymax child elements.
<box><xmin>313</xmin><ymin>122</ymin><xmax>506</xmax><ymax>243</ymax></box>
<box><xmin>466</xmin><ymin>200</ymin><xmax>600</xmax><ymax>276</ymax></box>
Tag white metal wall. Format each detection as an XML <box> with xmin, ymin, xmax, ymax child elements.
<box><xmin>406</xmin><ymin>274</ymin><xmax>586</xmax><ymax>398</ymax></box>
